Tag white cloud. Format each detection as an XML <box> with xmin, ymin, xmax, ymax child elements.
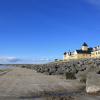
<box><xmin>32</xmin><ymin>58</ymin><xmax>52</xmax><ymax>62</ymax></box>
<box><xmin>0</xmin><ymin>57</ymin><xmax>53</xmax><ymax>64</ymax></box>
<box><xmin>0</xmin><ymin>57</ymin><xmax>21</xmax><ymax>63</ymax></box>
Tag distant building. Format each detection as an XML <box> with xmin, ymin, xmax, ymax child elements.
<box><xmin>63</xmin><ymin>42</ymin><xmax>100</xmax><ymax>60</ymax></box>
<box><xmin>91</xmin><ymin>46</ymin><xmax>100</xmax><ymax>58</ymax></box>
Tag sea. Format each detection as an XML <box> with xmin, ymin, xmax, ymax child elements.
<box><xmin>0</xmin><ymin>65</ymin><xmax>13</xmax><ymax>69</ymax></box>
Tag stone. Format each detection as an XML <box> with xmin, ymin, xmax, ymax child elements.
<box><xmin>75</xmin><ymin>71</ymin><xmax>87</xmax><ymax>83</ymax></box>
<box><xmin>65</xmin><ymin>72</ymin><xmax>76</xmax><ymax>79</ymax></box>
<box><xmin>86</xmin><ymin>72</ymin><xmax>100</xmax><ymax>93</ymax></box>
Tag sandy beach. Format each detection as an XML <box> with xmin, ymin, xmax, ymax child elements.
<box><xmin>0</xmin><ymin>67</ymin><xmax>99</xmax><ymax>100</ymax></box>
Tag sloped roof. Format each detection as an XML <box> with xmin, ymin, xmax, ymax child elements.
<box><xmin>88</xmin><ymin>47</ymin><xmax>93</xmax><ymax>52</ymax></box>
<box><xmin>76</xmin><ymin>48</ymin><xmax>93</xmax><ymax>54</ymax></box>
<box><xmin>76</xmin><ymin>50</ymin><xmax>90</xmax><ymax>54</ymax></box>
<box><xmin>82</xmin><ymin>42</ymin><xmax>88</xmax><ymax>46</ymax></box>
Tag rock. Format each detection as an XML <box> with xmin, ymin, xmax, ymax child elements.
<box><xmin>75</xmin><ymin>71</ymin><xmax>87</xmax><ymax>83</ymax></box>
<box><xmin>55</xmin><ymin>68</ymin><xmax>64</xmax><ymax>75</ymax></box>
<box><xmin>5</xmin><ymin>58</ymin><xmax>100</xmax><ymax>77</ymax></box>
<box><xmin>86</xmin><ymin>64</ymin><xmax>100</xmax><ymax>74</ymax></box>
<box><xmin>75</xmin><ymin>63</ymin><xmax>100</xmax><ymax>83</ymax></box>
<box><xmin>65</xmin><ymin>72</ymin><xmax>76</xmax><ymax>79</ymax></box>
<box><xmin>49</xmin><ymin>67</ymin><xmax>56</xmax><ymax>74</ymax></box>
<box><xmin>86</xmin><ymin>72</ymin><xmax>100</xmax><ymax>93</ymax></box>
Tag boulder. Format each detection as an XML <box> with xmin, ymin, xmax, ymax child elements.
<box><xmin>75</xmin><ymin>63</ymin><xmax>100</xmax><ymax>83</ymax></box>
<box><xmin>65</xmin><ymin>72</ymin><xmax>76</xmax><ymax>79</ymax></box>
<box><xmin>86</xmin><ymin>72</ymin><xmax>100</xmax><ymax>93</ymax></box>
<box><xmin>75</xmin><ymin>71</ymin><xmax>87</xmax><ymax>83</ymax></box>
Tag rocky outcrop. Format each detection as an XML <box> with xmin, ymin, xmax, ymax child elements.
<box><xmin>5</xmin><ymin>58</ymin><xmax>100</xmax><ymax>80</ymax></box>
<box><xmin>75</xmin><ymin>63</ymin><xmax>100</xmax><ymax>82</ymax></box>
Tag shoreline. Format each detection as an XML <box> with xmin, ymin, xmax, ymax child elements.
<box><xmin>0</xmin><ymin>67</ymin><xmax>86</xmax><ymax>100</ymax></box>
<box><xmin>0</xmin><ymin>58</ymin><xmax>100</xmax><ymax>100</ymax></box>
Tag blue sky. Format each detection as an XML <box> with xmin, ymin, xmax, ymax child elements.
<box><xmin>0</xmin><ymin>0</ymin><xmax>100</xmax><ymax>63</ymax></box>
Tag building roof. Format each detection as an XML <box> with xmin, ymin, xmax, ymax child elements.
<box><xmin>93</xmin><ymin>46</ymin><xmax>100</xmax><ymax>51</ymax></box>
<box><xmin>76</xmin><ymin>50</ymin><xmax>90</xmax><ymax>54</ymax></box>
<box><xmin>76</xmin><ymin>47</ymin><xmax>93</xmax><ymax>54</ymax></box>
<box><xmin>63</xmin><ymin>43</ymin><xmax>94</xmax><ymax>55</ymax></box>
<box><xmin>82</xmin><ymin>42</ymin><xmax>88</xmax><ymax>46</ymax></box>
<box><xmin>64</xmin><ymin>52</ymin><xmax>67</xmax><ymax>55</ymax></box>
<box><xmin>88</xmin><ymin>47</ymin><xmax>93</xmax><ymax>51</ymax></box>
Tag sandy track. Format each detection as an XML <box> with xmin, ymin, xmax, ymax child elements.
<box><xmin>0</xmin><ymin>67</ymin><xmax>84</xmax><ymax>99</ymax></box>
